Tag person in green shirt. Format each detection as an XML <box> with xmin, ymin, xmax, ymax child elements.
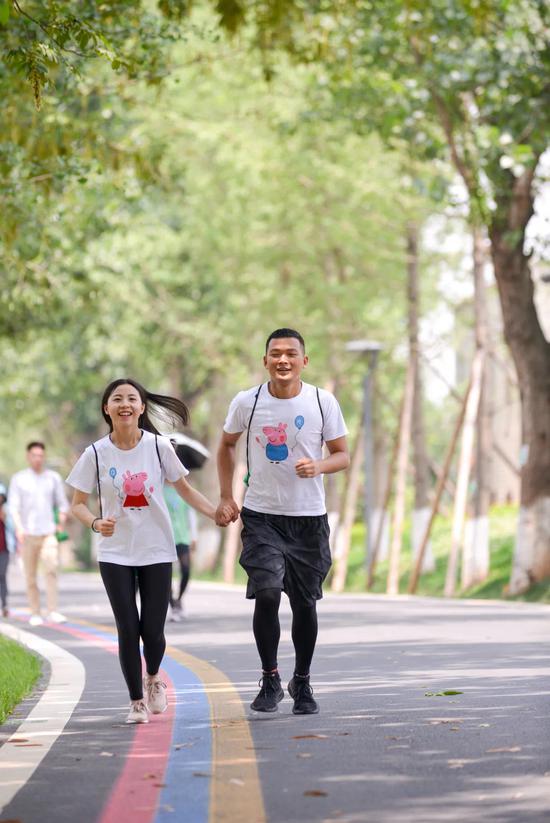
<box><xmin>163</xmin><ymin>482</ymin><xmax>197</xmax><ymax>619</ymax></box>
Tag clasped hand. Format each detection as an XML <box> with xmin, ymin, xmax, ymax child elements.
<box><xmin>215</xmin><ymin>499</ymin><xmax>240</xmax><ymax>527</ymax></box>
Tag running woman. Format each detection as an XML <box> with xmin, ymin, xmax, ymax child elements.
<box><xmin>67</xmin><ymin>379</ymin><xmax>234</xmax><ymax>724</ymax></box>
<box><xmin>216</xmin><ymin>329</ymin><xmax>349</xmax><ymax>714</ymax></box>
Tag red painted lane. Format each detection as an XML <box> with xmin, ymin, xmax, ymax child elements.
<box><xmin>39</xmin><ymin>622</ymin><xmax>176</xmax><ymax>823</ymax></box>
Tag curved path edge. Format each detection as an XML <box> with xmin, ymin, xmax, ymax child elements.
<box><xmin>0</xmin><ymin>621</ymin><xmax>86</xmax><ymax>813</ymax></box>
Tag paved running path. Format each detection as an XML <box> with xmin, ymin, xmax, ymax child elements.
<box><xmin>1</xmin><ymin>568</ymin><xmax>549</xmax><ymax>822</ymax></box>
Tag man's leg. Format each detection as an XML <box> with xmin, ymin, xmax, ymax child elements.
<box><xmin>249</xmin><ymin>587</ymin><xmax>284</xmax><ymax>713</ymax></box>
<box><xmin>287</xmin><ymin>597</ymin><xmax>320</xmax><ymax>714</ymax></box>
<box><xmin>290</xmin><ymin>599</ymin><xmax>318</xmax><ymax>677</ymax></box>
<box><xmin>41</xmin><ymin>534</ymin><xmax>60</xmax><ymax>614</ymax></box>
<box><xmin>22</xmin><ymin>536</ymin><xmax>41</xmax><ymax>616</ymax></box>
<box><xmin>253</xmin><ymin>587</ymin><xmax>281</xmax><ymax>671</ymax></box>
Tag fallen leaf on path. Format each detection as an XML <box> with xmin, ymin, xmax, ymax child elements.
<box><xmin>292</xmin><ymin>734</ymin><xmax>327</xmax><ymax>740</ymax></box>
<box><xmin>425</xmin><ymin>690</ymin><xmax>463</xmax><ymax>697</ymax></box>
<box><xmin>486</xmin><ymin>746</ymin><xmax>521</xmax><ymax>753</ymax></box>
<box><xmin>174</xmin><ymin>743</ymin><xmax>196</xmax><ymax>750</ymax></box>
<box><xmin>8</xmin><ymin>738</ymin><xmax>29</xmax><ymax>743</ymax></box>
<box><xmin>229</xmin><ymin>778</ymin><xmax>244</xmax><ymax>786</ymax></box>
<box><xmin>142</xmin><ymin>773</ymin><xmax>157</xmax><ymax>780</ymax></box>
<box><xmin>153</xmin><ymin>783</ymin><xmax>167</xmax><ymax>788</ymax></box>
<box><xmin>336</xmin><ymin>732</ymin><xmax>351</xmax><ymax>736</ymax></box>
<box><xmin>303</xmin><ymin>790</ymin><xmax>328</xmax><ymax>797</ymax></box>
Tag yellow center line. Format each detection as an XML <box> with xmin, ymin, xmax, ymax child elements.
<box><xmin>74</xmin><ymin>618</ymin><xmax>266</xmax><ymax>823</ymax></box>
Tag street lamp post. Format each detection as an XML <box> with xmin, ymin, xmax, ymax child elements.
<box><xmin>346</xmin><ymin>340</ymin><xmax>383</xmax><ymax>572</ymax></box>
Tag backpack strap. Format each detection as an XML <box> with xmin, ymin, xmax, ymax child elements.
<box><xmin>244</xmin><ymin>384</ymin><xmax>264</xmax><ymax>486</ymax></box>
<box><xmin>154</xmin><ymin>433</ymin><xmax>163</xmax><ymax>471</ymax></box>
<box><xmin>91</xmin><ymin>443</ymin><xmax>103</xmax><ymax>519</ymax></box>
<box><xmin>316</xmin><ymin>387</ymin><xmax>325</xmax><ymax>444</ymax></box>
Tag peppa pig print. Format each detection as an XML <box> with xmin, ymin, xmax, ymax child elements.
<box><xmin>121</xmin><ymin>470</ymin><xmax>154</xmax><ymax>509</ymax></box>
<box><xmin>257</xmin><ymin>423</ymin><xmax>289</xmax><ymax>463</ymax></box>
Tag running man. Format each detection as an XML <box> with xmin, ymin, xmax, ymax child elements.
<box><xmin>216</xmin><ymin>328</ymin><xmax>349</xmax><ymax>714</ymax></box>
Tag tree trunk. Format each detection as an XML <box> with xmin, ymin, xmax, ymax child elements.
<box><xmin>386</xmin><ymin>358</ymin><xmax>415</xmax><ymax>595</ymax></box>
<box><xmin>407</xmin><ymin>223</ymin><xmax>435</xmax><ymax>574</ymax></box>
<box><xmin>445</xmin><ymin>348</ymin><xmax>485</xmax><ymax>597</ymax></box>
<box><xmin>462</xmin><ymin>228</ymin><xmax>491</xmax><ymax>588</ymax></box>
<box><xmin>489</xmin><ymin>169</ymin><xmax>550</xmax><ymax>593</ymax></box>
<box><xmin>331</xmin><ymin>424</ymin><xmax>364</xmax><ymax>593</ymax></box>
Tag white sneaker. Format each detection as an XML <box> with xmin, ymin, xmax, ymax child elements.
<box><xmin>126</xmin><ymin>699</ymin><xmax>149</xmax><ymax>724</ymax></box>
<box><xmin>143</xmin><ymin>676</ymin><xmax>168</xmax><ymax>714</ymax></box>
<box><xmin>46</xmin><ymin>611</ymin><xmax>67</xmax><ymax>624</ymax></box>
<box><xmin>29</xmin><ymin>615</ymin><xmax>44</xmax><ymax>627</ymax></box>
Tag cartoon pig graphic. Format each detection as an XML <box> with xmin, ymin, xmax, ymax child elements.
<box><xmin>122</xmin><ymin>470</ymin><xmax>153</xmax><ymax>509</ymax></box>
<box><xmin>261</xmin><ymin>423</ymin><xmax>288</xmax><ymax>463</ymax></box>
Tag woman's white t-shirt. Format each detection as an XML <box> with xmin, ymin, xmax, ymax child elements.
<box><xmin>66</xmin><ymin>431</ymin><xmax>188</xmax><ymax>566</ymax></box>
<box><xmin>224</xmin><ymin>382</ymin><xmax>348</xmax><ymax>516</ymax></box>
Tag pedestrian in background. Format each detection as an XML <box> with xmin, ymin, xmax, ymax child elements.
<box><xmin>163</xmin><ymin>478</ymin><xmax>197</xmax><ymax>621</ymax></box>
<box><xmin>8</xmin><ymin>442</ymin><xmax>70</xmax><ymax>626</ymax></box>
<box><xmin>0</xmin><ymin>483</ymin><xmax>16</xmax><ymax>618</ymax></box>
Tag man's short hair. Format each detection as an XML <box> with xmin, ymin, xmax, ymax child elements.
<box><xmin>27</xmin><ymin>441</ymin><xmax>46</xmax><ymax>452</ymax></box>
<box><xmin>265</xmin><ymin>328</ymin><xmax>305</xmax><ymax>353</ymax></box>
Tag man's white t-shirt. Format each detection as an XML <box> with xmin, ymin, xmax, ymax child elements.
<box><xmin>224</xmin><ymin>382</ymin><xmax>348</xmax><ymax>516</ymax></box>
<box><xmin>8</xmin><ymin>468</ymin><xmax>69</xmax><ymax>536</ymax></box>
<box><xmin>66</xmin><ymin>431</ymin><xmax>188</xmax><ymax>566</ymax></box>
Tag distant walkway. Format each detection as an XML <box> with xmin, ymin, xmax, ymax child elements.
<box><xmin>1</xmin><ymin>570</ymin><xmax>549</xmax><ymax>822</ymax></box>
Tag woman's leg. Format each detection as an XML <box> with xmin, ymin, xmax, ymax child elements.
<box><xmin>137</xmin><ymin>563</ymin><xmax>172</xmax><ymax>676</ymax></box>
<box><xmin>176</xmin><ymin>545</ymin><xmax>190</xmax><ymax>602</ymax></box>
<box><xmin>99</xmin><ymin>562</ymin><xmax>143</xmax><ymax>700</ymax></box>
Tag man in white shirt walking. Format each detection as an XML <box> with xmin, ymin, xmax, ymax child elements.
<box><xmin>8</xmin><ymin>441</ymin><xmax>70</xmax><ymax>626</ymax></box>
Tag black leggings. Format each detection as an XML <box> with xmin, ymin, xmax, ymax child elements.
<box><xmin>171</xmin><ymin>544</ymin><xmax>190</xmax><ymax>605</ymax></box>
<box><xmin>253</xmin><ymin>587</ymin><xmax>318</xmax><ymax>676</ymax></box>
<box><xmin>99</xmin><ymin>562</ymin><xmax>172</xmax><ymax>701</ymax></box>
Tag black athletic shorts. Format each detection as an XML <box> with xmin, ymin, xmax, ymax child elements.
<box><xmin>239</xmin><ymin>507</ymin><xmax>332</xmax><ymax>605</ymax></box>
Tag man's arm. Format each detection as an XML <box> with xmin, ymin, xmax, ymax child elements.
<box><xmin>216</xmin><ymin>430</ymin><xmax>242</xmax><ymax>524</ymax></box>
<box><xmin>295</xmin><ymin>436</ymin><xmax>350</xmax><ymax>478</ymax></box>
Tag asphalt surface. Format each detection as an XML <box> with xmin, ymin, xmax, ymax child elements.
<box><xmin>1</xmin><ymin>566</ymin><xmax>550</xmax><ymax>823</ymax></box>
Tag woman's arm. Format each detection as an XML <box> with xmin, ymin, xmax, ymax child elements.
<box><xmin>71</xmin><ymin>490</ymin><xmax>116</xmax><ymax>536</ymax></box>
<box><xmin>172</xmin><ymin>476</ymin><xmax>219</xmax><ymax>522</ymax></box>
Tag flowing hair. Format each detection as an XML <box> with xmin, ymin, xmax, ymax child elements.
<box><xmin>101</xmin><ymin>378</ymin><xmax>190</xmax><ymax>435</ymax></box>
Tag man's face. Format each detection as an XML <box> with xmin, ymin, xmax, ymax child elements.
<box><xmin>264</xmin><ymin>337</ymin><xmax>308</xmax><ymax>383</ymax></box>
<box><xmin>27</xmin><ymin>447</ymin><xmax>46</xmax><ymax>472</ymax></box>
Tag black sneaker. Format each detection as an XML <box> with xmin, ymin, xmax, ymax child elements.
<box><xmin>288</xmin><ymin>675</ymin><xmax>319</xmax><ymax>715</ymax></box>
<box><xmin>250</xmin><ymin>672</ymin><xmax>284</xmax><ymax>713</ymax></box>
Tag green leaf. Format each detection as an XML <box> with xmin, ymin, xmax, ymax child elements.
<box><xmin>0</xmin><ymin>1</ymin><xmax>10</xmax><ymax>25</ymax></box>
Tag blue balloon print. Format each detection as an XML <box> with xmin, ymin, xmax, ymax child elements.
<box><xmin>109</xmin><ymin>467</ymin><xmax>117</xmax><ymax>478</ymax></box>
<box><xmin>295</xmin><ymin>415</ymin><xmax>304</xmax><ymax>430</ymax></box>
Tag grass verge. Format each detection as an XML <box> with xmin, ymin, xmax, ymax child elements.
<box><xmin>0</xmin><ymin>634</ymin><xmax>41</xmax><ymax>726</ymax></box>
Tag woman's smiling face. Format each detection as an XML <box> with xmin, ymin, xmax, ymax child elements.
<box><xmin>104</xmin><ymin>383</ymin><xmax>145</xmax><ymax>428</ymax></box>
